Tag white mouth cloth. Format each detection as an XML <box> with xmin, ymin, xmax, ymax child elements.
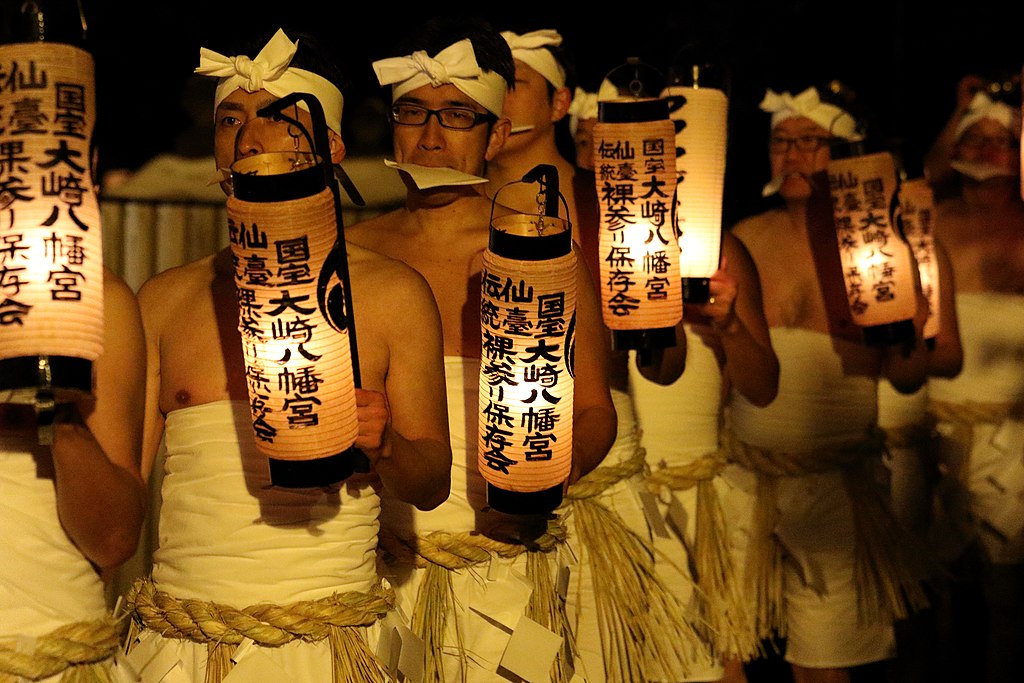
<box><xmin>954</xmin><ymin>91</ymin><xmax>1022</xmax><ymax>141</ymax></box>
<box><xmin>501</xmin><ymin>29</ymin><xmax>566</xmax><ymax>89</ymax></box>
<box><xmin>760</xmin><ymin>87</ymin><xmax>861</xmax><ymax>141</ymax></box>
<box><xmin>761</xmin><ymin>174</ymin><xmax>786</xmax><ymax>197</ymax></box>
<box><xmin>384</xmin><ymin>159</ymin><xmax>489</xmax><ymax>190</ymax></box>
<box><xmin>510</xmin><ymin>124</ymin><xmax>535</xmax><ymax>134</ymax></box>
<box><xmin>372</xmin><ymin>39</ymin><xmax>507</xmax><ymax>117</ymax></box>
<box><xmin>195</xmin><ymin>28</ymin><xmax>344</xmax><ymax>134</ymax></box>
<box><xmin>950</xmin><ymin>159</ymin><xmax>1020</xmax><ymax>181</ymax></box>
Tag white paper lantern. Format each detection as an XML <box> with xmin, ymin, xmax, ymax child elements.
<box><xmin>0</xmin><ymin>41</ymin><xmax>104</xmax><ymax>405</ymax></box>
<box><xmin>480</xmin><ymin>180</ymin><xmax>576</xmax><ymax>515</ymax></box>
<box><xmin>228</xmin><ymin>152</ymin><xmax>360</xmax><ymax>487</ymax></box>
<box><xmin>594</xmin><ymin>95</ymin><xmax>682</xmax><ymax>353</ymax></box>
<box><xmin>828</xmin><ymin>150</ymin><xmax>917</xmax><ymax>345</ymax></box>
<box><xmin>663</xmin><ymin>65</ymin><xmax>727</xmax><ymax>303</ymax></box>
<box><xmin>898</xmin><ymin>178</ymin><xmax>941</xmax><ymax>342</ymax></box>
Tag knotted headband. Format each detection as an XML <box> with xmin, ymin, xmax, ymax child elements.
<box><xmin>372</xmin><ymin>38</ymin><xmax>507</xmax><ymax>117</ymax></box>
<box><xmin>501</xmin><ymin>29</ymin><xmax>566</xmax><ymax>89</ymax></box>
<box><xmin>955</xmin><ymin>90</ymin><xmax>1022</xmax><ymax>141</ymax></box>
<box><xmin>195</xmin><ymin>28</ymin><xmax>344</xmax><ymax>134</ymax></box>
<box><xmin>760</xmin><ymin>86</ymin><xmax>860</xmax><ymax>141</ymax></box>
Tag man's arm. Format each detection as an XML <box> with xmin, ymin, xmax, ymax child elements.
<box><xmin>707</xmin><ymin>234</ymin><xmax>779</xmax><ymax>407</ymax></box>
<box><xmin>926</xmin><ymin>238</ymin><xmax>964</xmax><ymax>378</ymax></box>
<box><xmin>50</xmin><ymin>269</ymin><xmax>147</xmax><ymax>571</ymax></box>
<box><xmin>358</xmin><ymin>269</ymin><xmax>452</xmax><ymax>511</ymax></box>
<box><xmin>568</xmin><ymin>242</ymin><xmax>618</xmax><ymax>484</ymax></box>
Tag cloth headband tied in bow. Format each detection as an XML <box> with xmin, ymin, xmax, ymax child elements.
<box><xmin>372</xmin><ymin>39</ymin><xmax>507</xmax><ymax>117</ymax></box>
<box><xmin>760</xmin><ymin>86</ymin><xmax>860</xmax><ymax>141</ymax></box>
<box><xmin>195</xmin><ymin>28</ymin><xmax>344</xmax><ymax>135</ymax></box>
<box><xmin>501</xmin><ymin>29</ymin><xmax>566</xmax><ymax>89</ymax></box>
<box><xmin>955</xmin><ymin>91</ymin><xmax>1022</xmax><ymax>141</ymax></box>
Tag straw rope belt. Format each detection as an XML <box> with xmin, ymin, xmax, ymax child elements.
<box><xmin>723</xmin><ymin>428</ymin><xmax>930</xmax><ymax>642</ymax></box>
<box><xmin>646</xmin><ymin>448</ymin><xmax>728</xmax><ymax>490</ymax></box>
<box><xmin>0</xmin><ymin>619</ymin><xmax>120</xmax><ymax>681</ymax></box>
<box><xmin>557</xmin><ymin>445</ymin><xmax>714</xmax><ymax>680</ymax></box>
<box><xmin>125</xmin><ymin>576</ymin><xmax>393</xmax><ymax>646</ymax></box>
<box><xmin>642</xmin><ymin>447</ymin><xmax>759</xmax><ymax>662</ymax></box>
<box><xmin>377</xmin><ymin>519</ymin><xmax>569</xmax><ymax>683</ymax></box>
<box><xmin>563</xmin><ymin>445</ymin><xmax>646</xmax><ymax>500</ymax></box>
<box><xmin>377</xmin><ymin>517</ymin><xmax>567</xmax><ymax>571</ymax></box>
<box><xmin>929</xmin><ymin>399</ymin><xmax>1016</xmax><ymax>452</ymax></box>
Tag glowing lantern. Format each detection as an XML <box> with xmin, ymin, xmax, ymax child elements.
<box><xmin>0</xmin><ymin>12</ymin><xmax>104</xmax><ymax>427</ymax></box>
<box><xmin>898</xmin><ymin>177</ymin><xmax>941</xmax><ymax>344</ymax></box>
<box><xmin>480</xmin><ymin>165</ymin><xmax>575</xmax><ymax>515</ymax></box>
<box><xmin>662</xmin><ymin>59</ymin><xmax>727</xmax><ymax>303</ymax></box>
<box><xmin>593</xmin><ymin>59</ymin><xmax>682</xmax><ymax>357</ymax></box>
<box><xmin>827</xmin><ymin>148</ymin><xmax>917</xmax><ymax>345</ymax></box>
<box><xmin>226</xmin><ymin>94</ymin><xmax>362</xmax><ymax>488</ymax></box>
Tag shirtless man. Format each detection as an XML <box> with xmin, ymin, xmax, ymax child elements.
<box><xmin>348</xmin><ymin>17</ymin><xmax>616</xmax><ymax>681</ymax></box>
<box><xmin>120</xmin><ymin>28</ymin><xmax>451</xmax><ymax>681</ymax></box>
<box><xmin>729</xmin><ymin>85</ymin><xmax>931</xmax><ymax>683</ymax></box>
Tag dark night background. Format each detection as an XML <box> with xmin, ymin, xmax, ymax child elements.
<box><xmin>83</xmin><ymin>1</ymin><xmax>1024</xmax><ymax>225</ymax></box>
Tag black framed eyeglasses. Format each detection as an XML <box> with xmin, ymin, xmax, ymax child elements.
<box><xmin>768</xmin><ymin>135</ymin><xmax>832</xmax><ymax>153</ymax></box>
<box><xmin>389</xmin><ymin>103</ymin><xmax>497</xmax><ymax>130</ymax></box>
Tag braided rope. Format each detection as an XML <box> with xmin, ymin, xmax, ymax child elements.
<box><xmin>125</xmin><ymin>578</ymin><xmax>393</xmax><ymax>647</ymax></box>
<box><xmin>378</xmin><ymin>518</ymin><xmax>566</xmax><ymax>571</ymax></box>
<box><xmin>725</xmin><ymin>427</ymin><xmax>885</xmax><ymax>477</ymax></box>
<box><xmin>929</xmin><ymin>399</ymin><xmax>1014</xmax><ymax>455</ymax></box>
<box><xmin>563</xmin><ymin>446</ymin><xmax>646</xmax><ymax>500</ymax></box>
<box><xmin>0</xmin><ymin>619</ymin><xmax>120</xmax><ymax>680</ymax></box>
<box><xmin>646</xmin><ymin>449</ymin><xmax>728</xmax><ymax>490</ymax></box>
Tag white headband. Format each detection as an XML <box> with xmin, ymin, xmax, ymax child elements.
<box><xmin>196</xmin><ymin>28</ymin><xmax>344</xmax><ymax>135</ymax></box>
<box><xmin>567</xmin><ymin>80</ymin><xmax>617</xmax><ymax>137</ymax></box>
<box><xmin>372</xmin><ymin>38</ymin><xmax>507</xmax><ymax>117</ymax></box>
<box><xmin>501</xmin><ymin>29</ymin><xmax>566</xmax><ymax>89</ymax></box>
<box><xmin>955</xmin><ymin>91</ymin><xmax>1022</xmax><ymax>141</ymax></box>
<box><xmin>760</xmin><ymin>87</ymin><xmax>861</xmax><ymax>141</ymax></box>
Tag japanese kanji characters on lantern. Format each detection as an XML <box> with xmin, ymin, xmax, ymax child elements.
<box><xmin>0</xmin><ymin>40</ymin><xmax>104</xmax><ymax>403</ymax></box>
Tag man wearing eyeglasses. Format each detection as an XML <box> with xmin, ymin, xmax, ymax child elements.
<box><xmin>347</xmin><ymin>16</ymin><xmax>616</xmax><ymax>682</ymax></box>
<box><xmin>725</xmin><ymin>85</ymin><xmax>933</xmax><ymax>683</ymax></box>
<box><xmin>925</xmin><ymin>83</ymin><xmax>1024</xmax><ymax>683</ymax></box>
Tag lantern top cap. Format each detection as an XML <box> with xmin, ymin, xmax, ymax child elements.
<box><xmin>600</xmin><ymin>58</ymin><xmax>666</xmax><ymax>100</ymax></box>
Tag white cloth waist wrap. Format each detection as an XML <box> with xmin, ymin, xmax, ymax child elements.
<box><xmin>930</xmin><ymin>292</ymin><xmax>1024</xmax><ymax>406</ymax></box>
<box><xmin>151</xmin><ymin>400</ymin><xmax>380</xmax><ymax>606</ymax></box>
<box><xmin>0</xmin><ymin>433</ymin><xmax>107</xmax><ymax>636</ymax></box>
<box><xmin>729</xmin><ymin>328</ymin><xmax>878</xmax><ymax>452</ymax></box>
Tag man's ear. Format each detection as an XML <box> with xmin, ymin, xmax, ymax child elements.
<box><xmin>329</xmin><ymin>130</ymin><xmax>346</xmax><ymax>164</ymax></box>
<box><xmin>485</xmin><ymin>116</ymin><xmax>512</xmax><ymax>162</ymax></box>
<box><xmin>551</xmin><ymin>86</ymin><xmax>572</xmax><ymax>123</ymax></box>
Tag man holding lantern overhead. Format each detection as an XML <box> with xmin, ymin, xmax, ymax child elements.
<box><xmin>118</xmin><ymin>26</ymin><xmax>451</xmax><ymax>682</ymax></box>
<box><xmin>347</xmin><ymin>15</ymin><xmax>616</xmax><ymax>682</ymax></box>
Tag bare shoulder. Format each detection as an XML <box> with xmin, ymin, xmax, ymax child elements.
<box><xmin>348</xmin><ymin>242</ymin><xmax>436</xmax><ymax>305</ymax></box>
<box><xmin>135</xmin><ymin>253</ymin><xmax>217</xmax><ymax>324</ymax></box>
<box><xmin>344</xmin><ymin>208</ymin><xmax>403</xmax><ymax>250</ymax></box>
<box><xmin>730</xmin><ymin>209</ymin><xmax>785</xmax><ymax>252</ymax></box>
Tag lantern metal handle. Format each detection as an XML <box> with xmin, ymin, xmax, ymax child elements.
<box><xmin>489</xmin><ymin>163</ymin><xmax>571</xmax><ymax>233</ymax></box>
<box><xmin>601</xmin><ymin>57</ymin><xmax>666</xmax><ymax>100</ymax></box>
<box><xmin>256</xmin><ymin>93</ymin><xmax>370</xmax><ymax>473</ymax></box>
